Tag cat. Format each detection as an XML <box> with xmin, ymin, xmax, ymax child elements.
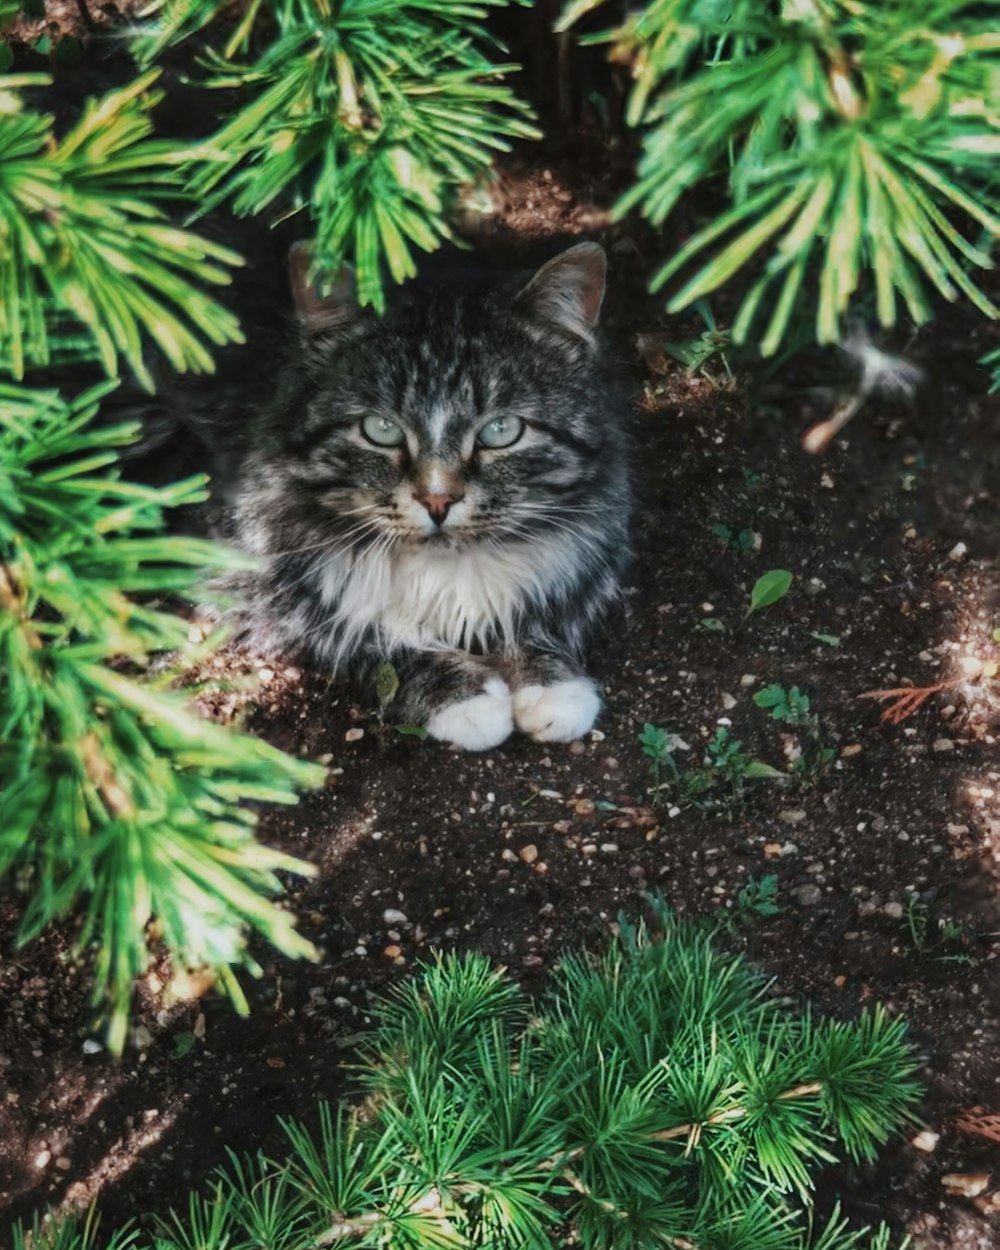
<box><xmin>234</xmin><ymin>241</ymin><xmax>631</xmax><ymax>750</ymax></box>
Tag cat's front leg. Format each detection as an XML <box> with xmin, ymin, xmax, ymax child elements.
<box><xmin>373</xmin><ymin>650</ymin><xmax>514</xmax><ymax>751</ymax></box>
<box><xmin>510</xmin><ymin>653</ymin><xmax>603</xmax><ymax>743</ymax></box>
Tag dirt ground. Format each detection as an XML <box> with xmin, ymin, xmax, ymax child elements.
<box><xmin>2</xmin><ymin>14</ymin><xmax>1000</xmax><ymax>1247</ymax></box>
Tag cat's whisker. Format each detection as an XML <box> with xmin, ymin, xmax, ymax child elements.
<box><xmin>501</xmin><ymin>513</ymin><xmax>604</xmax><ymax>554</ymax></box>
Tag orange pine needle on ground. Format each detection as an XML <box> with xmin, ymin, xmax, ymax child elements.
<box><xmin>858</xmin><ymin>678</ymin><xmax>966</xmax><ymax>724</ymax></box>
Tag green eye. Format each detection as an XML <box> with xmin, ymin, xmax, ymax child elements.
<box><xmin>361</xmin><ymin>415</ymin><xmax>405</xmax><ymax>447</ymax></box>
<box><xmin>477</xmin><ymin>415</ymin><xmax>524</xmax><ymax>449</ymax></box>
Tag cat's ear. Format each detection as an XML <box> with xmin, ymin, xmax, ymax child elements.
<box><xmin>514</xmin><ymin>242</ymin><xmax>606</xmax><ymax>343</ymax></box>
<box><xmin>289</xmin><ymin>241</ymin><xmax>359</xmax><ymax>333</ymax></box>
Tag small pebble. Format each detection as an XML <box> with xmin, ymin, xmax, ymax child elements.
<box><xmin>912</xmin><ymin>1129</ymin><xmax>939</xmax><ymax>1152</ymax></box>
<box><xmin>948</xmin><ymin>542</ymin><xmax>967</xmax><ymax>561</ymax></box>
<box><xmin>793</xmin><ymin>884</ymin><xmax>822</xmax><ymax>907</ymax></box>
<box><xmin>600</xmin><ymin>842</ymin><xmax>619</xmax><ymax>855</ymax></box>
<box><xmin>384</xmin><ymin>945</ymin><xmax>402</xmax><ymax>959</ymax></box>
<box><xmin>941</xmin><ymin>1173</ymin><xmax>991</xmax><ymax>1199</ymax></box>
<box><xmin>721</xmin><ymin>692</ymin><xmax>737</xmax><ymax>710</ymax></box>
<box><xmin>932</xmin><ymin>738</ymin><xmax>955</xmax><ymax>753</ymax></box>
<box><xmin>345</xmin><ymin>727</ymin><xmax>365</xmax><ymax>743</ymax></box>
<box><xmin>569</xmin><ymin>741</ymin><xmax>586</xmax><ymax>756</ymax></box>
<box><xmin>883</xmin><ymin>901</ymin><xmax>904</xmax><ymax>920</ymax></box>
<box><xmin>55</xmin><ymin>1157</ymin><xmax>71</xmax><ymax>1172</ymax></box>
<box><xmin>519</xmin><ymin>844</ymin><xmax>538</xmax><ymax>865</ymax></box>
<box><xmin>383</xmin><ymin>908</ymin><xmax>408</xmax><ymax>926</ymax></box>
<box><xmin>82</xmin><ymin>1039</ymin><xmax>103</xmax><ymax>1055</ymax></box>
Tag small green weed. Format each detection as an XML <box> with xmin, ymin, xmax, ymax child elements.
<box><xmin>901</xmin><ymin>899</ymin><xmax>973</xmax><ymax>963</ymax></box>
<box><xmin>638</xmin><ymin>722</ymin><xmax>780</xmax><ymax>808</ymax></box>
<box><xmin>747</xmin><ymin>570</ymin><xmax>793</xmax><ymax>618</ymax></box>
<box><xmin>659</xmin><ymin>300</ymin><xmax>733</xmax><ymax>384</ymax></box>
<box><xmin>754</xmin><ymin>684</ymin><xmax>815</xmax><ymax>730</ymax></box>
<box><xmin>712</xmin><ymin>523</ymin><xmax>755</xmax><ymax>554</ymax></box>
<box><xmin>753</xmin><ymin>683</ymin><xmax>834</xmax><ymax>786</ymax></box>
<box><xmin>905</xmin><ymin>896</ymin><xmax>930</xmax><ymax>952</ymax></box>
<box><xmin>638</xmin><ymin>722</ymin><xmax>680</xmax><ymax>789</ymax></box>
<box><xmin>737</xmin><ymin>873</ymin><xmax>781</xmax><ymax>920</ymax></box>
<box><xmin>706</xmin><ymin>727</ymin><xmax>784</xmax><ymax>794</ymax></box>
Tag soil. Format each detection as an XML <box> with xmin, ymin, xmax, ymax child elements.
<box><xmin>3</xmin><ymin>14</ymin><xmax>1000</xmax><ymax>1249</ymax></box>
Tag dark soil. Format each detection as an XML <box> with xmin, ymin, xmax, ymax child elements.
<box><xmin>2</xmin><ymin>27</ymin><xmax>1000</xmax><ymax>1247</ymax></box>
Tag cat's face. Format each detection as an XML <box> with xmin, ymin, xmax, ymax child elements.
<box><xmin>272</xmin><ymin>244</ymin><xmax>614</xmax><ymax>553</ymax></box>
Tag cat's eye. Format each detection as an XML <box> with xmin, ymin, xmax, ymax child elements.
<box><xmin>476</xmin><ymin>415</ymin><xmax>524</xmax><ymax>449</ymax></box>
<box><xmin>361</xmin><ymin>414</ymin><xmax>405</xmax><ymax>447</ymax></box>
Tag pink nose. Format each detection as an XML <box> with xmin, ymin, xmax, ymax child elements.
<box><xmin>418</xmin><ymin>491</ymin><xmax>463</xmax><ymax>525</ymax></box>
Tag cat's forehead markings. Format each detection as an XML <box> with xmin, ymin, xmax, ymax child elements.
<box><xmin>426</xmin><ymin>403</ymin><xmax>450</xmax><ymax>449</ymax></box>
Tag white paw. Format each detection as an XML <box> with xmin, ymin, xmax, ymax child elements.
<box><xmin>513</xmin><ymin>677</ymin><xmax>601</xmax><ymax>743</ymax></box>
<box><xmin>426</xmin><ymin>677</ymin><xmax>513</xmax><ymax>751</ymax></box>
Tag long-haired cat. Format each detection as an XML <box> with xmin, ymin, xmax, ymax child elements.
<box><xmin>235</xmin><ymin>241</ymin><xmax>630</xmax><ymax>750</ymax></box>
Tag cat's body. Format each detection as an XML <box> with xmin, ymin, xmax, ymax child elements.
<box><xmin>235</xmin><ymin>243</ymin><xmax>630</xmax><ymax>749</ymax></box>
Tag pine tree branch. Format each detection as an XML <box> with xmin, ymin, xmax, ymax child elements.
<box><xmin>0</xmin><ymin>73</ymin><xmax>243</xmax><ymax>385</ymax></box>
<box><xmin>566</xmin><ymin>0</ymin><xmax>1000</xmax><ymax>354</ymax></box>
<box><xmin>129</xmin><ymin>0</ymin><xmax>538</xmax><ymax>311</ymax></box>
<box><xmin>1</xmin><ymin>384</ymin><xmax>323</xmax><ymax>1050</ymax></box>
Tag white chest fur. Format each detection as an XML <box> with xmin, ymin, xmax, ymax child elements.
<box><xmin>318</xmin><ymin>535</ymin><xmax>575</xmax><ymax>658</ymax></box>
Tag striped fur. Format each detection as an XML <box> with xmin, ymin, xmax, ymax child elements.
<box><xmin>235</xmin><ymin>243</ymin><xmax>630</xmax><ymax>748</ymax></box>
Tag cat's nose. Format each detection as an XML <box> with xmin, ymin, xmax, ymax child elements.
<box><xmin>418</xmin><ymin>491</ymin><xmax>464</xmax><ymax>526</ymax></box>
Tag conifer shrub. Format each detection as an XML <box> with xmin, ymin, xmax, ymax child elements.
<box><xmin>15</xmin><ymin>905</ymin><xmax>923</xmax><ymax>1250</ymax></box>
<box><xmin>562</xmin><ymin>0</ymin><xmax>999</xmax><ymax>358</ymax></box>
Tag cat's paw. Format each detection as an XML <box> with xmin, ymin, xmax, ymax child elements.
<box><xmin>426</xmin><ymin>677</ymin><xmax>513</xmax><ymax>751</ymax></box>
<box><xmin>513</xmin><ymin>677</ymin><xmax>601</xmax><ymax>743</ymax></box>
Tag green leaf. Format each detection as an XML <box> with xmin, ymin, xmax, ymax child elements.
<box><xmin>810</xmin><ymin>632</ymin><xmax>841</xmax><ymax>647</ymax></box>
<box><xmin>173</xmin><ymin>1031</ymin><xmax>196</xmax><ymax>1058</ymax></box>
<box><xmin>742</xmin><ymin>760</ymin><xmax>786</xmax><ymax>780</ymax></box>
<box><xmin>375</xmin><ymin>661</ymin><xmax>400</xmax><ymax>711</ymax></box>
<box><xmin>748</xmin><ymin>570</ymin><xmax>793</xmax><ymax>616</ymax></box>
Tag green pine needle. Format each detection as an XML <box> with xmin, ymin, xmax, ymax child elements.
<box><xmin>568</xmin><ymin>0</ymin><xmax>1000</xmax><ymax>354</ymax></box>
<box><xmin>131</xmin><ymin>0</ymin><xmax>538</xmax><ymax>311</ymax></box>
<box><xmin>0</xmin><ymin>383</ymin><xmax>323</xmax><ymax>1052</ymax></box>
<box><xmin>12</xmin><ymin>905</ymin><xmax>921</xmax><ymax>1250</ymax></box>
<box><xmin>0</xmin><ymin>72</ymin><xmax>244</xmax><ymax>386</ymax></box>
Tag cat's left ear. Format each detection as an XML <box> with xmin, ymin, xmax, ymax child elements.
<box><xmin>514</xmin><ymin>242</ymin><xmax>606</xmax><ymax>343</ymax></box>
<box><xmin>289</xmin><ymin>240</ymin><xmax>359</xmax><ymax>334</ymax></box>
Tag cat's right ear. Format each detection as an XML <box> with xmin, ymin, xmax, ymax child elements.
<box><xmin>514</xmin><ymin>242</ymin><xmax>607</xmax><ymax>345</ymax></box>
<box><xmin>289</xmin><ymin>241</ymin><xmax>359</xmax><ymax>335</ymax></box>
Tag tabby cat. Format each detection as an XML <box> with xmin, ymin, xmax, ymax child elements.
<box><xmin>235</xmin><ymin>241</ymin><xmax>631</xmax><ymax>750</ymax></box>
